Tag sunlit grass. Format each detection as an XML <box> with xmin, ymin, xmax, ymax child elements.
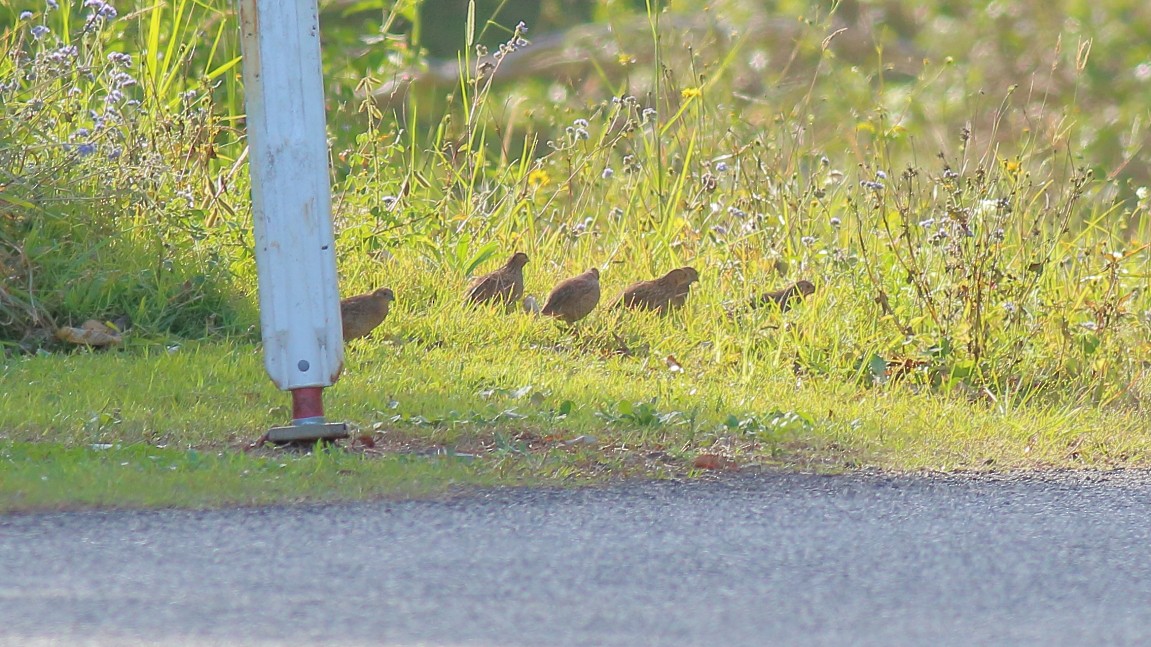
<box><xmin>3</xmin><ymin>0</ymin><xmax>1151</xmax><ymax>510</ymax></box>
<box><xmin>0</xmin><ymin>440</ymin><xmax>500</xmax><ymax>512</ymax></box>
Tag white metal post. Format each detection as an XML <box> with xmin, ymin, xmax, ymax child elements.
<box><xmin>238</xmin><ymin>0</ymin><xmax>347</xmax><ymax>443</ymax></box>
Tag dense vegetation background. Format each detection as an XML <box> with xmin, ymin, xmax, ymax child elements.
<box><xmin>3</xmin><ymin>0</ymin><xmax>1151</xmax><ymax>428</ymax></box>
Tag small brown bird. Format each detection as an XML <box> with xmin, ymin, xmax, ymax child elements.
<box><xmin>340</xmin><ymin>287</ymin><xmax>395</xmax><ymax>341</ymax></box>
<box><xmin>614</xmin><ymin>266</ymin><xmax>700</xmax><ymax>315</ymax></box>
<box><xmin>541</xmin><ymin>268</ymin><xmax>601</xmax><ymax>324</ymax></box>
<box><xmin>465</xmin><ymin>252</ymin><xmax>529</xmax><ymax>310</ymax></box>
<box><xmin>751</xmin><ymin>280</ymin><xmax>815</xmax><ymax>312</ymax></box>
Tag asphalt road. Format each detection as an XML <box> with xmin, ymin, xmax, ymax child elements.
<box><xmin>3</xmin><ymin>470</ymin><xmax>1151</xmax><ymax>646</ymax></box>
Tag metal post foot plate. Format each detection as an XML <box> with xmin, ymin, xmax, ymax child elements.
<box><xmin>266</xmin><ymin>421</ymin><xmax>349</xmax><ymax>444</ymax></box>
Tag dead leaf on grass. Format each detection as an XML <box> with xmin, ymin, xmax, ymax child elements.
<box><xmin>55</xmin><ymin>319</ymin><xmax>122</xmax><ymax>347</ymax></box>
<box><xmin>692</xmin><ymin>453</ymin><xmax>738</xmax><ymax>470</ymax></box>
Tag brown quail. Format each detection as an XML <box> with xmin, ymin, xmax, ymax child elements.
<box><xmin>541</xmin><ymin>268</ymin><xmax>601</xmax><ymax>324</ymax></box>
<box><xmin>465</xmin><ymin>252</ymin><xmax>529</xmax><ymax>310</ymax></box>
<box><xmin>340</xmin><ymin>287</ymin><xmax>395</xmax><ymax>341</ymax></box>
<box><xmin>614</xmin><ymin>266</ymin><xmax>700</xmax><ymax>315</ymax></box>
<box><xmin>668</xmin><ymin>267</ymin><xmax>700</xmax><ymax>310</ymax></box>
<box><xmin>751</xmin><ymin>280</ymin><xmax>815</xmax><ymax>312</ymax></box>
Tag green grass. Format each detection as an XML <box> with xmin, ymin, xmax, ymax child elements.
<box><xmin>1</xmin><ymin>325</ymin><xmax>1146</xmax><ymax>512</ymax></box>
<box><xmin>0</xmin><ymin>440</ymin><xmax>499</xmax><ymax>512</ymax></box>
<box><xmin>3</xmin><ymin>0</ymin><xmax>1151</xmax><ymax>510</ymax></box>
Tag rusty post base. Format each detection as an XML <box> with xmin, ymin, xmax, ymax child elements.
<box><xmin>266</xmin><ymin>386</ymin><xmax>348</xmax><ymax>444</ymax></box>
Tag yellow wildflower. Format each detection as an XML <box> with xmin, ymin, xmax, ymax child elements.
<box><xmin>681</xmin><ymin>87</ymin><xmax>702</xmax><ymax>100</ymax></box>
<box><xmin>528</xmin><ymin>169</ymin><xmax>550</xmax><ymax>188</ymax></box>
